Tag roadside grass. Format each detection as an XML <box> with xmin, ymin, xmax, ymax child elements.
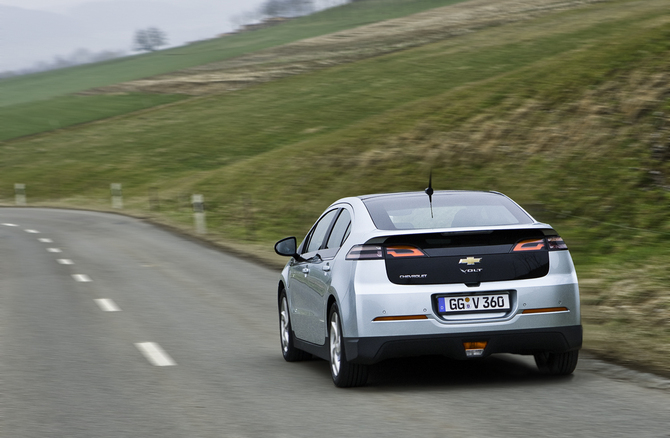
<box><xmin>0</xmin><ymin>0</ymin><xmax>669</xmax><ymax>374</ymax></box>
<box><xmin>579</xmin><ymin>245</ymin><xmax>670</xmax><ymax>377</ymax></box>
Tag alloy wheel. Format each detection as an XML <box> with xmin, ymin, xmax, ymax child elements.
<box><xmin>280</xmin><ymin>297</ymin><xmax>290</xmax><ymax>354</ymax></box>
<box><xmin>329</xmin><ymin>311</ymin><xmax>341</xmax><ymax>377</ymax></box>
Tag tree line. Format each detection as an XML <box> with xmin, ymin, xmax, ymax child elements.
<box><xmin>232</xmin><ymin>0</ymin><xmax>353</xmax><ymax>28</ymax></box>
<box><xmin>0</xmin><ymin>48</ymin><xmax>125</xmax><ymax>79</ymax></box>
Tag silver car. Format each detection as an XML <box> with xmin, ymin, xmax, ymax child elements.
<box><xmin>275</xmin><ymin>190</ymin><xmax>582</xmax><ymax>387</ymax></box>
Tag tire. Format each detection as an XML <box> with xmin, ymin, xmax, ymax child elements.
<box><xmin>534</xmin><ymin>350</ymin><xmax>579</xmax><ymax>375</ymax></box>
<box><xmin>328</xmin><ymin>303</ymin><xmax>368</xmax><ymax>388</ymax></box>
<box><xmin>279</xmin><ymin>291</ymin><xmax>310</xmax><ymax>362</ymax></box>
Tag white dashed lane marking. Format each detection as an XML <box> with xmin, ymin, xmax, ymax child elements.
<box><xmin>3</xmin><ymin>221</ymin><xmax>181</xmax><ymax>370</ymax></box>
<box><xmin>3</xmin><ymin>219</ymin><xmax>180</xmax><ymax>371</ymax></box>
<box><xmin>135</xmin><ymin>342</ymin><xmax>176</xmax><ymax>366</ymax></box>
<box><xmin>95</xmin><ymin>299</ymin><xmax>120</xmax><ymax>312</ymax></box>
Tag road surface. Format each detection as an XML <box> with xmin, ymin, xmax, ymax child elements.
<box><xmin>1</xmin><ymin>208</ymin><xmax>668</xmax><ymax>437</ymax></box>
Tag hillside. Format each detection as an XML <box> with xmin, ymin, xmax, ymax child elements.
<box><xmin>81</xmin><ymin>0</ymin><xmax>604</xmax><ymax>96</ymax></box>
<box><xmin>1</xmin><ymin>0</ymin><xmax>669</xmax><ymax>375</ymax></box>
<box><xmin>0</xmin><ymin>0</ymin><xmax>470</xmax><ymax>140</ymax></box>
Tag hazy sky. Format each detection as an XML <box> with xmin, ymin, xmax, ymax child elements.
<box><xmin>0</xmin><ymin>0</ymin><xmax>271</xmax><ymax>72</ymax></box>
<box><xmin>0</xmin><ymin>0</ymin><xmax>265</xmax><ymax>13</ymax></box>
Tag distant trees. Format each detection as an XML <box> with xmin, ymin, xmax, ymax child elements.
<box><xmin>260</xmin><ymin>0</ymin><xmax>315</xmax><ymax>17</ymax></box>
<box><xmin>230</xmin><ymin>0</ymin><xmax>351</xmax><ymax>32</ymax></box>
<box><xmin>230</xmin><ymin>0</ymin><xmax>354</xmax><ymax>31</ymax></box>
<box><xmin>133</xmin><ymin>27</ymin><xmax>168</xmax><ymax>52</ymax></box>
<box><xmin>0</xmin><ymin>48</ymin><xmax>125</xmax><ymax>78</ymax></box>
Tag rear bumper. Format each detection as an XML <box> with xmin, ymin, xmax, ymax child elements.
<box><xmin>344</xmin><ymin>325</ymin><xmax>582</xmax><ymax>365</ymax></box>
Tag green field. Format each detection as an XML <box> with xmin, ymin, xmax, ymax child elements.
<box><xmin>0</xmin><ymin>0</ymin><xmax>467</xmax><ymax>141</ymax></box>
<box><xmin>0</xmin><ymin>94</ymin><xmax>187</xmax><ymax>141</ymax></box>
<box><xmin>0</xmin><ymin>0</ymin><xmax>466</xmax><ymax>108</ymax></box>
<box><xmin>1</xmin><ymin>0</ymin><xmax>669</xmax><ymax>375</ymax></box>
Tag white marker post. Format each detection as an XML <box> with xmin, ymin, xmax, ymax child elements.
<box><xmin>192</xmin><ymin>194</ymin><xmax>206</xmax><ymax>235</ymax></box>
<box><xmin>110</xmin><ymin>183</ymin><xmax>123</xmax><ymax>209</ymax></box>
<box><xmin>14</xmin><ymin>184</ymin><xmax>26</xmax><ymax>206</ymax></box>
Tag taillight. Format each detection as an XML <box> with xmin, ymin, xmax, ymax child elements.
<box><xmin>346</xmin><ymin>244</ymin><xmax>429</xmax><ymax>260</ymax></box>
<box><xmin>346</xmin><ymin>245</ymin><xmax>383</xmax><ymax>260</ymax></box>
<box><xmin>511</xmin><ymin>236</ymin><xmax>569</xmax><ymax>252</ymax></box>
<box><xmin>512</xmin><ymin>239</ymin><xmax>546</xmax><ymax>252</ymax></box>
<box><xmin>385</xmin><ymin>245</ymin><xmax>427</xmax><ymax>258</ymax></box>
<box><xmin>547</xmin><ymin>236</ymin><xmax>568</xmax><ymax>250</ymax></box>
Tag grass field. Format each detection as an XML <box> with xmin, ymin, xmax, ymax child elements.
<box><xmin>1</xmin><ymin>0</ymin><xmax>669</xmax><ymax>375</ymax></box>
<box><xmin>0</xmin><ymin>94</ymin><xmax>186</xmax><ymax>141</ymax></box>
<box><xmin>0</xmin><ymin>0</ymin><xmax>468</xmax><ymax>141</ymax></box>
<box><xmin>0</xmin><ymin>0</ymin><xmax>467</xmax><ymax>108</ymax></box>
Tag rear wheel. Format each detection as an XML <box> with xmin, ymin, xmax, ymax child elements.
<box><xmin>329</xmin><ymin>304</ymin><xmax>368</xmax><ymax>387</ymax></box>
<box><xmin>534</xmin><ymin>350</ymin><xmax>579</xmax><ymax>375</ymax></box>
<box><xmin>279</xmin><ymin>291</ymin><xmax>310</xmax><ymax>362</ymax></box>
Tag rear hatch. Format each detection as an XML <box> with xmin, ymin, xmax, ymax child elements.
<box><xmin>357</xmin><ymin>191</ymin><xmax>565</xmax><ymax>285</ymax></box>
<box><xmin>381</xmin><ymin>229</ymin><xmax>556</xmax><ymax>285</ymax></box>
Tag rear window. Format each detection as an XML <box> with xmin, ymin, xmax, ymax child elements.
<box><xmin>362</xmin><ymin>192</ymin><xmax>533</xmax><ymax>230</ymax></box>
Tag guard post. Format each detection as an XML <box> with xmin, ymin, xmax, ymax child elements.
<box><xmin>111</xmin><ymin>183</ymin><xmax>123</xmax><ymax>209</ymax></box>
<box><xmin>192</xmin><ymin>194</ymin><xmax>207</xmax><ymax>234</ymax></box>
<box><xmin>14</xmin><ymin>183</ymin><xmax>26</xmax><ymax>206</ymax></box>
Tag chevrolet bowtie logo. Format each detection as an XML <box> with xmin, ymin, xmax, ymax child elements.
<box><xmin>459</xmin><ymin>257</ymin><xmax>482</xmax><ymax>265</ymax></box>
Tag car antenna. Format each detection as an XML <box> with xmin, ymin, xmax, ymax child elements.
<box><xmin>425</xmin><ymin>170</ymin><xmax>434</xmax><ymax>218</ymax></box>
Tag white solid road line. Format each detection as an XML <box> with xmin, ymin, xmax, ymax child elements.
<box><xmin>57</xmin><ymin>259</ymin><xmax>74</xmax><ymax>265</ymax></box>
<box><xmin>135</xmin><ymin>342</ymin><xmax>176</xmax><ymax>366</ymax></box>
<box><xmin>25</xmin><ymin>229</ymin><xmax>40</xmax><ymax>233</ymax></box>
<box><xmin>95</xmin><ymin>299</ymin><xmax>121</xmax><ymax>312</ymax></box>
<box><xmin>72</xmin><ymin>274</ymin><xmax>92</xmax><ymax>282</ymax></box>
<box><xmin>47</xmin><ymin>248</ymin><xmax>62</xmax><ymax>253</ymax></box>
<box><xmin>38</xmin><ymin>238</ymin><xmax>53</xmax><ymax>243</ymax></box>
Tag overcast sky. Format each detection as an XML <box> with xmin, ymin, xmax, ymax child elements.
<box><xmin>0</xmin><ymin>0</ymin><xmax>279</xmax><ymax>72</ymax></box>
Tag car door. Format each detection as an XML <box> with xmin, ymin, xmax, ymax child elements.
<box><xmin>289</xmin><ymin>208</ymin><xmax>339</xmax><ymax>343</ymax></box>
<box><xmin>301</xmin><ymin>208</ymin><xmax>352</xmax><ymax>345</ymax></box>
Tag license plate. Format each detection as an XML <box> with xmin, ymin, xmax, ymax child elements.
<box><xmin>438</xmin><ymin>294</ymin><xmax>510</xmax><ymax>313</ymax></box>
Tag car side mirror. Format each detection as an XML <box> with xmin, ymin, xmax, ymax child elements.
<box><xmin>275</xmin><ymin>237</ymin><xmax>299</xmax><ymax>258</ymax></box>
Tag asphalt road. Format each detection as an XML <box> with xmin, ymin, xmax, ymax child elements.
<box><xmin>1</xmin><ymin>208</ymin><xmax>668</xmax><ymax>438</ymax></box>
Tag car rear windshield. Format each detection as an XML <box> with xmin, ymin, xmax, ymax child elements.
<box><xmin>362</xmin><ymin>192</ymin><xmax>534</xmax><ymax>230</ymax></box>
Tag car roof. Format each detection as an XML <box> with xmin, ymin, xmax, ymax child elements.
<box><xmin>356</xmin><ymin>190</ymin><xmax>505</xmax><ymax>201</ymax></box>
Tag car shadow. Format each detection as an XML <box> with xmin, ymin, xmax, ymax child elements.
<box><xmin>292</xmin><ymin>353</ymin><xmax>575</xmax><ymax>390</ymax></box>
<box><xmin>363</xmin><ymin>354</ymin><xmax>574</xmax><ymax>390</ymax></box>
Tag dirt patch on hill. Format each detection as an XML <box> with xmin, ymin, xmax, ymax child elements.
<box><xmin>81</xmin><ymin>0</ymin><xmax>606</xmax><ymax>96</ymax></box>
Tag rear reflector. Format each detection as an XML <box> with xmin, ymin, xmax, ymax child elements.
<box><xmin>522</xmin><ymin>307</ymin><xmax>569</xmax><ymax>314</ymax></box>
<box><xmin>346</xmin><ymin>245</ymin><xmax>383</xmax><ymax>260</ymax></box>
<box><xmin>373</xmin><ymin>315</ymin><xmax>428</xmax><ymax>322</ymax></box>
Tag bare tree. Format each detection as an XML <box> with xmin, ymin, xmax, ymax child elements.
<box><xmin>133</xmin><ymin>27</ymin><xmax>168</xmax><ymax>52</ymax></box>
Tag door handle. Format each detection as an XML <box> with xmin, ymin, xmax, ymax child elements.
<box><xmin>302</xmin><ymin>267</ymin><xmax>310</xmax><ymax>275</ymax></box>
<box><xmin>322</xmin><ymin>263</ymin><xmax>331</xmax><ymax>272</ymax></box>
